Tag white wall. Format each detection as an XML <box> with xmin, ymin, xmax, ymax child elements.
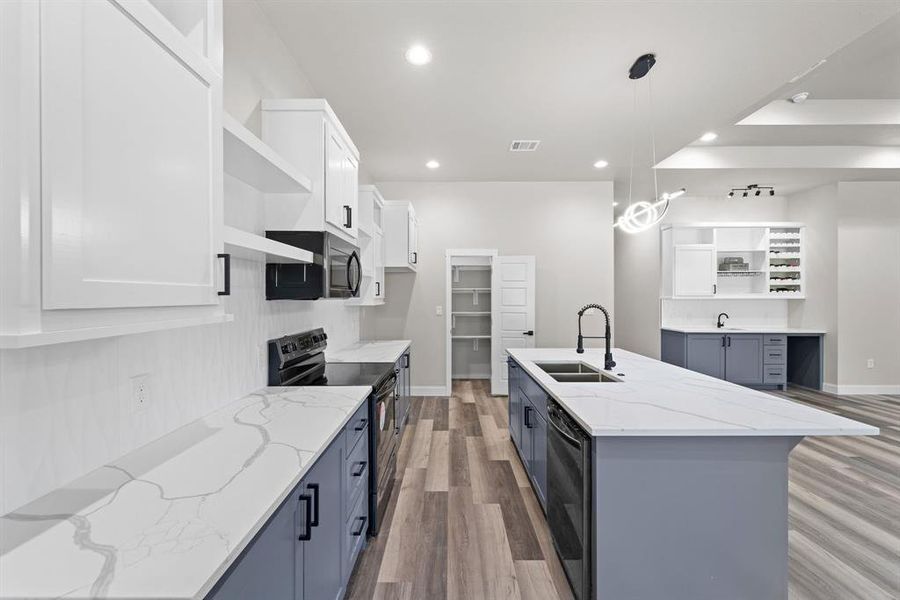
<box><xmin>615</xmin><ymin>195</ymin><xmax>789</xmax><ymax>358</ymax></box>
<box><xmin>835</xmin><ymin>182</ymin><xmax>900</xmax><ymax>391</ymax></box>
<box><xmin>0</xmin><ymin>2</ymin><xmax>361</xmax><ymax>513</ymax></box>
<box><xmin>360</xmin><ymin>181</ymin><xmax>615</xmax><ymax>389</ymax></box>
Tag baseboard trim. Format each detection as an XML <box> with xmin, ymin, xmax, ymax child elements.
<box><xmin>411</xmin><ymin>385</ymin><xmax>449</xmax><ymax>397</ymax></box>
<box><xmin>823</xmin><ymin>383</ymin><xmax>900</xmax><ymax>396</ymax></box>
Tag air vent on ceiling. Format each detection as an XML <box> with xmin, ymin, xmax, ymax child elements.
<box><xmin>509</xmin><ymin>140</ymin><xmax>541</xmax><ymax>152</ymax></box>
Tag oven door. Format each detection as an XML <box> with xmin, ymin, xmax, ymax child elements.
<box><xmin>370</xmin><ymin>372</ymin><xmax>398</xmax><ymax>534</ymax></box>
<box><xmin>326</xmin><ymin>237</ymin><xmax>361</xmax><ymax>298</ymax></box>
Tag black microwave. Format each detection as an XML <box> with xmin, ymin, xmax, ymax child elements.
<box><xmin>265</xmin><ymin>231</ymin><xmax>361</xmax><ymax>300</ymax></box>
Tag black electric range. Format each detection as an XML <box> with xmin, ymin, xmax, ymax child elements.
<box><xmin>267</xmin><ymin>328</ymin><xmax>398</xmax><ymax>536</ymax></box>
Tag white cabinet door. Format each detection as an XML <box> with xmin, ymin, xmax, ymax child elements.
<box><xmin>407</xmin><ymin>212</ymin><xmax>418</xmax><ymax>268</ymax></box>
<box><xmin>673</xmin><ymin>245</ymin><xmax>717</xmax><ymax>297</ymax></box>
<box><xmin>492</xmin><ymin>256</ymin><xmax>536</xmax><ymax>395</ymax></box>
<box><xmin>374</xmin><ymin>229</ymin><xmax>385</xmax><ymax>300</ymax></box>
<box><xmin>324</xmin><ymin>125</ymin><xmax>345</xmax><ymax>232</ymax></box>
<box><xmin>40</xmin><ymin>0</ymin><xmax>223</xmax><ymax>309</ymax></box>
<box><xmin>342</xmin><ymin>153</ymin><xmax>359</xmax><ymax>239</ymax></box>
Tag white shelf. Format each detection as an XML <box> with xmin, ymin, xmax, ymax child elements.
<box><xmin>452</xmin><ymin>311</ymin><xmax>490</xmax><ymax>316</ymax></box>
<box><xmin>0</xmin><ymin>314</ymin><xmax>234</xmax><ymax>349</ymax></box>
<box><xmin>223</xmin><ymin>113</ymin><xmax>312</xmax><ymax>193</ymax></box>
<box><xmin>452</xmin><ymin>288</ymin><xmax>491</xmax><ymax>293</ymax></box>
<box><xmin>452</xmin><ymin>335</ymin><xmax>491</xmax><ymax>340</ymax></box>
<box><xmin>223</xmin><ymin>226</ymin><xmax>314</xmax><ymax>263</ymax></box>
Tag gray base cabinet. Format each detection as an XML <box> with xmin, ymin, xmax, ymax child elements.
<box><xmin>208</xmin><ymin>402</ymin><xmax>370</xmax><ymax>600</ymax></box>
<box><xmin>662</xmin><ymin>331</ymin><xmax>786</xmax><ymax>389</ymax></box>
<box><xmin>508</xmin><ymin>359</ymin><xmax>548</xmax><ymax>508</ymax></box>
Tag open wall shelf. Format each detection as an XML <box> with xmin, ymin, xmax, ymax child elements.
<box><xmin>223</xmin><ymin>226</ymin><xmax>314</xmax><ymax>263</ymax></box>
<box><xmin>223</xmin><ymin>113</ymin><xmax>312</xmax><ymax>193</ymax></box>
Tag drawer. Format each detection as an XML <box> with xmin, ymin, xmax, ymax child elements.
<box><xmin>343</xmin><ymin>485</ymin><xmax>368</xmax><ymax>579</ymax></box>
<box><xmin>344</xmin><ymin>425</ymin><xmax>369</xmax><ymax>521</ymax></box>
<box><xmin>763</xmin><ymin>335</ymin><xmax>786</xmax><ymax>346</ymax></box>
<box><xmin>344</xmin><ymin>401</ymin><xmax>369</xmax><ymax>455</ymax></box>
<box><xmin>764</xmin><ymin>366</ymin><xmax>786</xmax><ymax>384</ymax></box>
<box><xmin>763</xmin><ymin>346</ymin><xmax>786</xmax><ymax>365</ymax></box>
<box><xmin>519</xmin><ymin>372</ymin><xmax>548</xmax><ymax>421</ymax></box>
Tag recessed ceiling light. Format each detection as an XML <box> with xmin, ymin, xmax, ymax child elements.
<box><xmin>699</xmin><ymin>132</ymin><xmax>718</xmax><ymax>142</ymax></box>
<box><xmin>612</xmin><ymin>201</ymin><xmax>619</xmax><ymax>207</ymax></box>
<box><xmin>593</xmin><ymin>160</ymin><xmax>609</xmax><ymax>169</ymax></box>
<box><xmin>790</xmin><ymin>91</ymin><xmax>810</xmax><ymax>104</ymax></box>
<box><xmin>405</xmin><ymin>44</ymin><xmax>432</xmax><ymax>66</ymax></box>
<box><xmin>425</xmin><ymin>160</ymin><xmax>440</xmax><ymax>169</ymax></box>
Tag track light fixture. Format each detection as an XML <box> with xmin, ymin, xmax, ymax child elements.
<box><xmin>728</xmin><ymin>184</ymin><xmax>775</xmax><ymax>199</ymax></box>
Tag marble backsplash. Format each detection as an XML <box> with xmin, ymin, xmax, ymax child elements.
<box><xmin>0</xmin><ymin>176</ymin><xmax>361</xmax><ymax>514</ymax></box>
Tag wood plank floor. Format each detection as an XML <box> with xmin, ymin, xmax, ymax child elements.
<box><xmin>346</xmin><ymin>381</ymin><xmax>900</xmax><ymax>600</ymax></box>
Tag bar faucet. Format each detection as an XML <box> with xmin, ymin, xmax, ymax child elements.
<box><xmin>576</xmin><ymin>303</ymin><xmax>616</xmax><ymax>371</ymax></box>
<box><xmin>717</xmin><ymin>312</ymin><xmax>729</xmax><ymax>328</ymax></box>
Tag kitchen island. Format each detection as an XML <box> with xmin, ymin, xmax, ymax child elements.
<box><xmin>507</xmin><ymin>347</ymin><xmax>876</xmax><ymax>600</ymax></box>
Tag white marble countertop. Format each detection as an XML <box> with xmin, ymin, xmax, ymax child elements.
<box><xmin>662</xmin><ymin>326</ymin><xmax>826</xmax><ymax>334</ymax></box>
<box><xmin>507</xmin><ymin>348</ymin><xmax>876</xmax><ymax>437</ymax></box>
<box><xmin>0</xmin><ymin>386</ymin><xmax>371</xmax><ymax>600</ymax></box>
<box><xmin>326</xmin><ymin>339</ymin><xmax>411</xmax><ymax>364</ymax></box>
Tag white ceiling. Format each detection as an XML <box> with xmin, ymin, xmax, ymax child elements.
<box><xmin>257</xmin><ymin>0</ymin><xmax>900</xmax><ymax>198</ymax></box>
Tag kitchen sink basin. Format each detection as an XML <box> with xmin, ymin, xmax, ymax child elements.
<box><xmin>533</xmin><ymin>362</ymin><xmax>621</xmax><ymax>383</ymax></box>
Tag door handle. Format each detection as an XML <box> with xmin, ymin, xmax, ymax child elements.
<box><xmin>307</xmin><ymin>483</ymin><xmax>320</xmax><ymax>527</ymax></box>
<box><xmin>298</xmin><ymin>493</ymin><xmax>312</xmax><ymax>541</ymax></box>
<box><xmin>217</xmin><ymin>253</ymin><xmax>231</xmax><ymax>296</ymax></box>
<box><xmin>522</xmin><ymin>330</ymin><xmax>534</xmax><ymax>336</ymax></box>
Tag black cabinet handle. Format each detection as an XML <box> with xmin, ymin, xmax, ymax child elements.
<box><xmin>307</xmin><ymin>483</ymin><xmax>320</xmax><ymax>527</ymax></box>
<box><xmin>352</xmin><ymin>461</ymin><xmax>367</xmax><ymax>477</ymax></box>
<box><xmin>727</xmin><ymin>336</ymin><xmax>731</xmax><ymax>347</ymax></box>
<box><xmin>217</xmin><ymin>253</ymin><xmax>231</xmax><ymax>296</ymax></box>
<box><xmin>721</xmin><ymin>336</ymin><xmax>726</xmax><ymax>347</ymax></box>
<box><xmin>524</xmin><ymin>406</ymin><xmax>532</xmax><ymax>428</ymax></box>
<box><xmin>298</xmin><ymin>493</ymin><xmax>312</xmax><ymax>541</ymax></box>
<box><xmin>343</xmin><ymin>205</ymin><xmax>352</xmax><ymax>228</ymax></box>
<box><xmin>352</xmin><ymin>516</ymin><xmax>367</xmax><ymax>537</ymax></box>
<box><xmin>376</xmin><ymin>281</ymin><xmax>381</xmax><ymax>296</ymax></box>
<box><xmin>354</xmin><ymin>418</ymin><xmax>368</xmax><ymax>431</ymax></box>
<box><xmin>713</xmin><ymin>284</ymin><xmax>717</xmax><ymax>295</ymax></box>
<box><xmin>404</xmin><ymin>354</ymin><xmax>410</xmax><ymax>369</ymax></box>
<box><xmin>411</xmin><ymin>251</ymin><xmax>417</xmax><ymax>264</ymax></box>
<box><xmin>523</xmin><ymin>330</ymin><xmax>534</xmax><ymax>336</ymax></box>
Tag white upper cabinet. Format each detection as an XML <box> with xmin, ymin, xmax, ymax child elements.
<box><xmin>349</xmin><ymin>185</ymin><xmax>385</xmax><ymax>306</ymax></box>
<box><xmin>40</xmin><ymin>0</ymin><xmax>223</xmax><ymax>309</ymax></box>
<box><xmin>0</xmin><ymin>0</ymin><xmax>229</xmax><ymax>348</ymax></box>
<box><xmin>261</xmin><ymin>100</ymin><xmax>360</xmax><ymax>243</ymax></box>
<box><xmin>661</xmin><ymin>223</ymin><xmax>806</xmax><ymax>300</ymax></box>
<box><xmin>384</xmin><ymin>201</ymin><xmax>419</xmax><ymax>272</ymax></box>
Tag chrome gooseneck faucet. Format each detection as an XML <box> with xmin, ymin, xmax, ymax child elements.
<box><xmin>576</xmin><ymin>303</ymin><xmax>616</xmax><ymax>371</ymax></box>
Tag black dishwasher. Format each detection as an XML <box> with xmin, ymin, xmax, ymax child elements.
<box><xmin>547</xmin><ymin>399</ymin><xmax>592</xmax><ymax>600</ymax></box>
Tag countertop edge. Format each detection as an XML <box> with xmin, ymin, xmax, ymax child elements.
<box><xmin>325</xmin><ymin>339</ymin><xmax>412</xmax><ymax>364</ymax></box>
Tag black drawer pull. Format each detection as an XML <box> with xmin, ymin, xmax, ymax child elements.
<box><xmin>298</xmin><ymin>493</ymin><xmax>312</xmax><ymax>541</ymax></box>
<box><xmin>352</xmin><ymin>516</ymin><xmax>367</xmax><ymax>537</ymax></box>
<box><xmin>352</xmin><ymin>461</ymin><xmax>367</xmax><ymax>477</ymax></box>
<box><xmin>307</xmin><ymin>483</ymin><xmax>320</xmax><ymax>527</ymax></box>
<box><xmin>354</xmin><ymin>418</ymin><xmax>368</xmax><ymax>432</ymax></box>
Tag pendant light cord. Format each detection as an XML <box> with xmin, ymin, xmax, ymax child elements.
<box><xmin>648</xmin><ymin>71</ymin><xmax>660</xmax><ymax>203</ymax></box>
<box><xmin>627</xmin><ymin>81</ymin><xmax>637</xmax><ymax>207</ymax></box>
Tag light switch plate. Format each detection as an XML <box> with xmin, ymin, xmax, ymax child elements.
<box><xmin>131</xmin><ymin>374</ymin><xmax>151</xmax><ymax>412</ymax></box>
<box><xmin>867</xmin><ymin>358</ymin><xmax>875</xmax><ymax>369</ymax></box>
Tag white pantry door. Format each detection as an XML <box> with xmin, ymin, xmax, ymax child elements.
<box><xmin>491</xmin><ymin>256</ymin><xmax>536</xmax><ymax>395</ymax></box>
<box><xmin>40</xmin><ymin>0</ymin><xmax>223</xmax><ymax>309</ymax></box>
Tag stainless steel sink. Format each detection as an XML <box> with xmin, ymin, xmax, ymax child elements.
<box><xmin>533</xmin><ymin>362</ymin><xmax>621</xmax><ymax>383</ymax></box>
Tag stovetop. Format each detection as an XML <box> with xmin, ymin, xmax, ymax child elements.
<box><xmin>307</xmin><ymin>362</ymin><xmax>395</xmax><ymax>387</ymax></box>
<box><xmin>268</xmin><ymin>328</ymin><xmax>395</xmax><ymax>388</ymax></box>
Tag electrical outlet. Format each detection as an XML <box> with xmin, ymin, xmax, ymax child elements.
<box><xmin>131</xmin><ymin>374</ymin><xmax>151</xmax><ymax>412</ymax></box>
<box><xmin>867</xmin><ymin>358</ymin><xmax>875</xmax><ymax>369</ymax></box>
<box><xmin>436</xmin><ymin>305</ymin><xmax>443</xmax><ymax>316</ymax></box>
